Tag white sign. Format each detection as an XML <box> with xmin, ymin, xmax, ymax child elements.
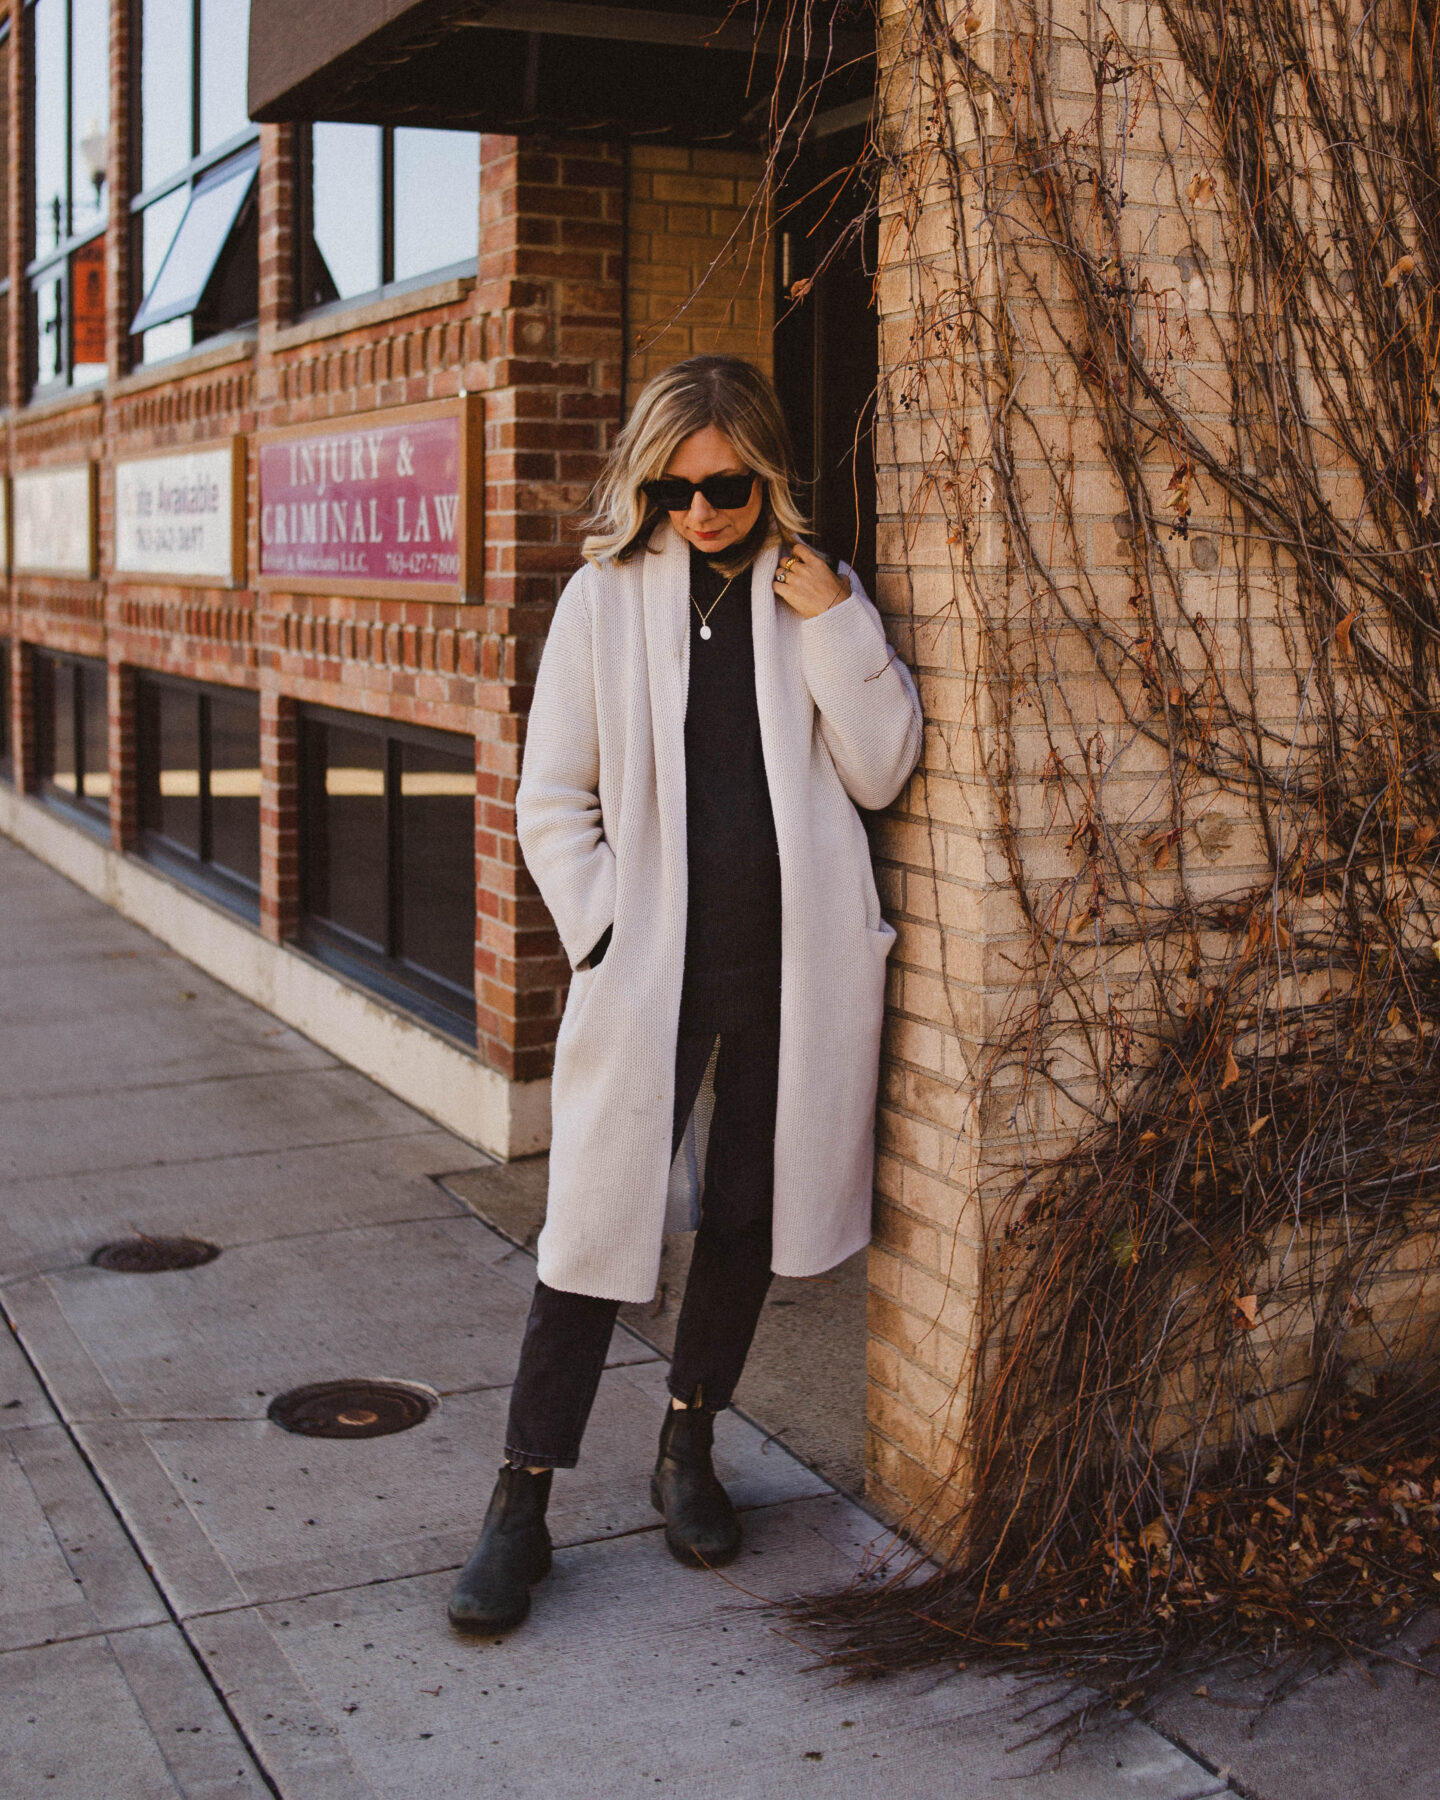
<box><xmin>114</xmin><ymin>444</ymin><xmax>241</xmax><ymax>584</ymax></box>
<box><xmin>12</xmin><ymin>465</ymin><xmax>94</xmax><ymax>576</ymax></box>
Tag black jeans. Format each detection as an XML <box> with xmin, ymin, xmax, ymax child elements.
<box><xmin>503</xmin><ymin>1019</ymin><xmax>781</xmax><ymax>1469</ymax></box>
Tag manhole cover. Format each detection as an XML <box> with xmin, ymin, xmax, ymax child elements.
<box><xmin>267</xmin><ymin>1380</ymin><xmax>434</xmax><ymax>1439</ymax></box>
<box><xmin>90</xmin><ymin>1236</ymin><xmax>220</xmax><ymax>1273</ymax></box>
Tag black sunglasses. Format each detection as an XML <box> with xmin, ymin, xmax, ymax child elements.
<box><xmin>641</xmin><ymin>472</ymin><xmax>757</xmax><ymax>512</ymax></box>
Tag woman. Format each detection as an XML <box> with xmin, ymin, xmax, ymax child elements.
<box><xmin>448</xmin><ymin>355</ymin><xmax>922</xmax><ymax>1633</ymax></box>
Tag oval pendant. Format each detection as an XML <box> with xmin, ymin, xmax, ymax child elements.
<box><xmin>699</xmin><ymin>624</ymin><xmax>712</xmax><ymax>640</ymax></box>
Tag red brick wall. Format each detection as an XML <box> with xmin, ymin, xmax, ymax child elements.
<box><xmin>2</xmin><ymin>3</ymin><xmax>625</xmax><ymax>1096</ymax></box>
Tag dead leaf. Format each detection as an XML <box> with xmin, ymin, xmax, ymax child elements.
<box><xmin>788</xmin><ymin>277</ymin><xmax>813</xmax><ymax>300</ymax></box>
<box><xmin>1239</xmin><ymin>1537</ymin><xmax>1258</xmax><ymax>1574</ymax></box>
<box><xmin>1335</xmin><ymin>609</ymin><xmax>1358</xmax><ymax>658</ymax></box>
<box><xmin>1067</xmin><ymin>909</ymin><xmax>1094</xmax><ymax>938</ymax></box>
<box><xmin>1193</xmin><ymin>1685</ymin><xmax>1210</xmax><ymax>1698</ymax></box>
<box><xmin>1383</xmin><ymin>252</ymin><xmax>1416</xmax><ymax>288</ymax></box>
<box><xmin>1248</xmin><ymin>1114</ymin><xmax>1271</xmax><ymax>1138</ymax></box>
<box><xmin>1234</xmin><ymin>1292</ymin><xmax>1260</xmax><ymax>1329</ymax></box>
<box><xmin>1139</xmin><ymin>1130</ymin><xmax>1160</xmax><ymax>1145</ymax></box>
<box><xmin>1221</xmin><ymin>1045</ymin><xmax>1241</xmax><ymax>1088</ymax></box>
<box><xmin>1139</xmin><ymin>1518</ymin><xmax>1170</xmax><ymax>1554</ymax></box>
<box><xmin>1153</xmin><ymin>840</ymin><xmax>1172</xmax><ymax>869</ymax></box>
<box><xmin>1407</xmin><ymin>821</ymin><xmax>1436</xmax><ymax>860</ymax></box>
<box><xmin>1388</xmin><ymin>1005</ymin><xmax>1402</xmax><ymax>1028</ymax></box>
<box><xmin>1186</xmin><ymin>170</ymin><xmax>1215</xmax><ymax>204</ymax></box>
<box><xmin>1168</xmin><ymin>685</ymin><xmax>1184</xmax><ymax>706</ymax></box>
<box><xmin>962</xmin><ymin>8</ymin><xmax>982</xmax><ymax>32</ymax></box>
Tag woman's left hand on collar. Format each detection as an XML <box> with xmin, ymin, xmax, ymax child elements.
<box><xmin>772</xmin><ymin>541</ymin><xmax>851</xmax><ymax>619</ymax></box>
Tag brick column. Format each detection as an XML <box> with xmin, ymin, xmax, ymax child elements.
<box><xmin>258</xmin><ymin>688</ymin><xmax>298</xmax><ymax>944</ymax></box>
<box><xmin>106</xmin><ymin>0</ymin><xmax>133</xmax><ymax>380</ymax></box>
<box><xmin>469</xmin><ymin>136</ymin><xmax>624</xmax><ymax>1084</ymax></box>
<box><xmin>257</xmin><ymin>122</ymin><xmax>295</xmax><ymax>337</ymax></box>
<box><xmin>14</xmin><ymin>640</ymin><xmax>38</xmax><ymax>793</ymax></box>
<box><xmin>108</xmin><ymin>659</ymin><xmax>138</xmax><ymax>848</ymax></box>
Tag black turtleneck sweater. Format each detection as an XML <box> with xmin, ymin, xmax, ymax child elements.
<box><xmin>677</xmin><ymin>545</ymin><xmax>782</xmax><ymax>1034</ymax></box>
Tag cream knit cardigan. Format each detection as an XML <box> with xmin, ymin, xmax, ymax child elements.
<box><xmin>516</xmin><ymin>522</ymin><xmax>923</xmax><ymax>1303</ymax></box>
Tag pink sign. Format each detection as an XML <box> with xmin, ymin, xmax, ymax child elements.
<box><xmin>259</xmin><ymin>412</ymin><xmax>462</xmax><ymax>587</ymax></box>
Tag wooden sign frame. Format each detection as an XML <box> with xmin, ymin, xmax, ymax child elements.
<box><xmin>12</xmin><ymin>461</ymin><xmax>97</xmax><ymax>579</ymax></box>
<box><xmin>253</xmin><ymin>394</ymin><xmax>484</xmax><ymax>605</ymax></box>
<box><xmin>111</xmin><ymin>437</ymin><xmax>247</xmax><ymax>588</ymax></box>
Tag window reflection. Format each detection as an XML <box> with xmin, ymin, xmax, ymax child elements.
<box><xmin>399</xmin><ymin>739</ymin><xmax>476</xmax><ymax>992</ymax></box>
<box><xmin>299</xmin><ymin>709</ymin><xmax>477</xmax><ymax>1037</ymax></box>
<box><xmin>36</xmin><ymin>653</ymin><xmax>109</xmax><ymax>822</ymax></box>
<box><xmin>81</xmin><ymin>662</ymin><xmax>110</xmax><ymax>799</ymax></box>
<box><xmin>70</xmin><ymin>0</ymin><xmax>110</xmax><ymax>237</ymax></box>
<box><xmin>141</xmin><ymin>0</ymin><xmax>191</xmax><ymax>190</ymax></box>
<box><xmin>208</xmin><ymin>689</ymin><xmax>261</xmax><ymax>887</ymax></box>
<box><xmin>34</xmin><ymin>277</ymin><xmax>63</xmax><ymax>389</ymax></box>
<box><xmin>311</xmin><ymin>124</ymin><xmax>383</xmax><ymax>303</ymax></box>
<box><xmin>33</xmin><ymin>0</ymin><xmax>67</xmax><ymax>256</ymax></box>
<box><xmin>311</xmin><ymin>723</ymin><xmax>388</xmax><ymax>951</ymax></box>
<box><xmin>152</xmin><ymin>681</ymin><xmax>202</xmax><ymax>855</ymax></box>
<box><xmin>137</xmin><ymin>674</ymin><xmax>260</xmax><ymax>913</ymax></box>
<box><xmin>393</xmin><ymin>130</ymin><xmax>480</xmax><ymax>286</ymax></box>
<box><xmin>72</xmin><ymin>237</ymin><xmax>107</xmax><ymax>384</ymax></box>
<box><xmin>132</xmin><ymin>152</ymin><xmax>257</xmax><ymax>334</ymax></box>
<box><xmin>49</xmin><ymin>660</ymin><xmax>77</xmax><ymax>794</ymax></box>
<box><xmin>134</xmin><ymin>0</ymin><xmax>256</xmax><ymax>364</ymax></box>
<box><xmin>199</xmin><ymin>0</ymin><xmax>252</xmax><ymax>152</ymax></box>
<box><xmin>29</xmin><ymin>0</ymin><xmax>111</xmax><ymax>394</ymax></box>
<box><xmin>301</xmin><ymin>125</ymin><xmax>479</xmax><ymax>313</ymax></box>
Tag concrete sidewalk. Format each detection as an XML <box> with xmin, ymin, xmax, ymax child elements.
<box><xmin>0</xmin><ymin>833</ymin><xmax>1431</xmax><ymax>1799</ymax></box>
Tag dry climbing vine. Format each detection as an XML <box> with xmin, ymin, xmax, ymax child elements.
<box><xmin>724</xmin><ymin>0</ymin><xmax>1440</xmax><ymax>1725</ymax></box>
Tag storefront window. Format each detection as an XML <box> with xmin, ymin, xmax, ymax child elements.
<box><xmin>299</xmin><ymin>706</ymin><xmax>477</xmax><ymax>1039</ymax></box>
<box><xmin>132</xmin><ymin>0</ymin><xmax>257</xmax><ymax>365</ymax></box>
<box><xmin>28</xmin><ymin>0</ymin><xmax>110</xmax><ymax>397</ymax></box>
<box><xmin>298</xmin><ymin>125</ymin><xmax>479</xmax><ymax>312</ymax></box>
<box><xmin>137</xmin><ymin>673</ymin><xmax>260</xmax><ymax>915</ymax></box>
<box><xmin>34</xmin><ymin>651</ymin><xmax>110</xmax><ymax>827</ymax></box>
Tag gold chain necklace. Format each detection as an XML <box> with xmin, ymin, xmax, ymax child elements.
<box><xmin>691</xmin><ymin>572</ymin><xmax>741</xmax><ymax>641</ymax></box>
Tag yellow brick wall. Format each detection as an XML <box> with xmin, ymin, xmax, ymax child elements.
<box><xmin>625</xmin><ymin>145</ymin><xmax>773</xmax><ymax>396</ymax></box>
<box><xmin>860</xmin><ymin>0</ymin><xmax>1378</xmax><ymax>1529</ymax></box>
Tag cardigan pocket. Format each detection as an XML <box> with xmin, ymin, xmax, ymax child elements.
<box><xmin>557</xmin><ymin>963</ymin><xmax>600</xmax><ymax>1042</ymax></box>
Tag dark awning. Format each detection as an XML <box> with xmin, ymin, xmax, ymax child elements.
<box><xmin>247</xmin><ymin>0</ymin><xmax>872</xmax><ymax>143</ymax></box>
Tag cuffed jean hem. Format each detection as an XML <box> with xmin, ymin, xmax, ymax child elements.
<box><xmin>501</xmin><ymin>1445</ymin><xmax>573</xmax><ymax>1471</ymax></box>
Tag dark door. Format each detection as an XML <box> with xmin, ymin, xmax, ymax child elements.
<box><xmin>772</xmin><ymin>130</ymin><xmax>877</xmax><ymax>590</ymax></box>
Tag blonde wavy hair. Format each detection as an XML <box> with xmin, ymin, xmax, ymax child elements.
<box><xmin>581</xmin><ymin>355</ymin><xmax>808</xmax><ymax>573</ymax></box>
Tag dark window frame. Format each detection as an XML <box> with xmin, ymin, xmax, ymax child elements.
<box><xmin>26</xmin><ymin>0</ymin><xmax>108</xmax><ymax>399</ymax></box>
<box><xmin>135</xmin><ymin>669</ymin><xmax>261</xmax><ymax>922</ymax></box>
<box><xmin>294</xmin><ymin>123</ymin><xmax>477</xmax><ymax>320</ymax></box>
<box><xmin>298</xmin><ymin>702</ymin><xmax>478</xmax><ymax>1043</ymax></box>
<box><xmin>33</xmin><ymin>648</ymin><xmax>110</xmax><ymax>831</ymax></box>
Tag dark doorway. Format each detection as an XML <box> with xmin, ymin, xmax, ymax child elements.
<box><xmin>772</xmin><ymin>129</ymin><xmax>877</xmax><ymax>592</ymax></box>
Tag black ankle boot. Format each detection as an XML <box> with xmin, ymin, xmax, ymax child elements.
<box><xmin>448</xmin><ymin>1465</ymin><xmax>553</xmax><ymax>1633</ymax></box>
<box><xmin>650</xmin><ymin>1404</ymin><xmax>741</xmax><ymax>1568</ymax></box>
